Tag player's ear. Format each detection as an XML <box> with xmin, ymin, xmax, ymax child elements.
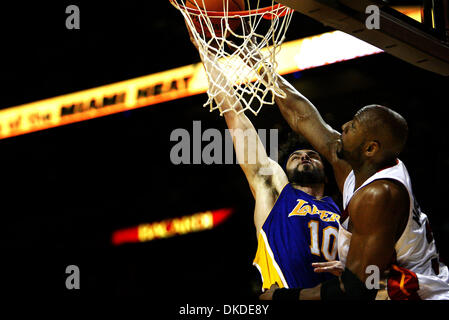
<box><xmin>364</xmin><ymin>140</ymin><xmax>380</xmax><ymax>157</ymax></box>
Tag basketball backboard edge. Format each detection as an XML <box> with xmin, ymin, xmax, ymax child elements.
<box><xmin>277</xmin><ymin>0</ymin><xmax>449</xmax><ymax>76</ymax></box>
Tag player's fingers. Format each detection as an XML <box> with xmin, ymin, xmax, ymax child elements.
<box><xmin>314</xmin><ymin>265</ymin><xmax>342</xmax><ymax>273</ymax></box>
<box><xmin>313</xmin><ymin>266</ymin><xmax>331</xmax><ymax>273</ymax></box>
<box><xmin>313</xmin><ymin>261</ymin><xmax>343</xmax><ymax>268</ymax></box>
<box><xmin>312</xmin><ymin>262</ymin><xmax>334</xmax><ymax>267</ymax></box>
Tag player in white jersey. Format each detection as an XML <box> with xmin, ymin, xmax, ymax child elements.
<box><xmin>339</xmin><ymin>159</ymin><xmax>449</xmax><ymax>299</ymax></box>
<box><xmin>258</xmin><ymin>70</ymin><xmax>449</xmax><ymax>300</ymax></box>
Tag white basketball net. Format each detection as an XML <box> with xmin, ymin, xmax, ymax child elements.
<box><xmin>170</xmin><ymin>0</ymin><xmax>294</xmax><ymax>115</ymax></box>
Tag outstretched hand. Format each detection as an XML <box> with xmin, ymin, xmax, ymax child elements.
<box><xmin>312</xmin><ymin>260</ymin><xmax>344</xmax><ymax>276</ymax></box>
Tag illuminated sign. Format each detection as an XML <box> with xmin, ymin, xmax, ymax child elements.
<box><xmin>0</xmin><ymin>32</ymin><xmax>381</xmax><ymax>140</ymax></box>
<box><xmin>0</xmin><ymin>63</ymin><xmax>208</xmax><ymax>140</ymax></box>
<box><xmin>112</xmin><ymin>208</ymin><xmax>234</xmax><ymax>245</ymax></box>
<box><xmin>0</xmin><ymin>7</ymin><xmax>419</xmax><ymax>140</ymax></box>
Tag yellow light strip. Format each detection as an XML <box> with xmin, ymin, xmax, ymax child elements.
<box><xmin>0</xmin><ymin>63</ymin><xmax>208</xmax><ymax>140</ymax></box>
<box><xmin>0</xmin><ymin>7</ymin><xmax>418</xmax><ymax>140</ymax></box>
<box><xmin>393</xmin><ymin>6</ymin><xmax>422</xmax><ymax>23</ymax></box>
<box><xmin>0</xmin><ymin>33</ymin><xmax>379</xmax><ymax>140</ymax></box>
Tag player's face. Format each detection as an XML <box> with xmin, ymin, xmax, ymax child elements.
<box><xmin>337</xmin><ymin>115</ymin><xmax>366</xmax><ymax>163</ymax></box>
<box><xmin>286</xmin><ymin>149</ymin><xmax>326</xmax><ymax>185</ymax></box>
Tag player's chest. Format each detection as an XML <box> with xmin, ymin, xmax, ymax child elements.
<box><xmin>284</xmin><ymin>198</ymin><xmax>340</xmax><ymax>226</ymax></box>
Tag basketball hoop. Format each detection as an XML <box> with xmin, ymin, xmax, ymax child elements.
<box><xmin>169</xmin><ymin>0</ymin><xmax>294</xmax><ymax>115</ymax></box>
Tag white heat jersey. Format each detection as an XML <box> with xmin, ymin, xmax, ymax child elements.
<box><xmin>338</xmin><ymin>159</ymin><xmax>449</xmax><ymax>300</ymax></box>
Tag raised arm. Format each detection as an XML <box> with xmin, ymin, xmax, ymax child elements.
<box><xmin>274</xmin><ymin>75</ymin><xmax>351</xmax><ymax>192</ymax></box>
<box><xmin>189</xmin><ymin>32</ymin><xmax>288</xmax><ymax>202</ymax></box>
<box><xmin>213</xmin><ymin>69</ymin><xmax>287</xmax><ymax>199</ymax></box>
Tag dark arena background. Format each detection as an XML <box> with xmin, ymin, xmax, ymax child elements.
<box><xmin>0</xmin><ymin>0</ymin><xmax>448</xmax><ymax>306</ymax></box>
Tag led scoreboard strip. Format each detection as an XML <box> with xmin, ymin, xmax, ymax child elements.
<box><xmin>112</xmin><ymin>208</ymin><xmax>234</xmax><ymax>245</ymax></box>
<box><xmin>0</xmin><ymin>8</ymin><xmax>420</xmax><ymax>140</ymax></box>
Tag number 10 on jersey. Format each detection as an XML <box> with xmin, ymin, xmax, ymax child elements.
<box><xmin>308</xmin><ymin>220</ymin><xmax>338</xmax><ymax>261</ymax></box>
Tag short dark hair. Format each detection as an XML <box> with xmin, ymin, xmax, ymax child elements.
<box><xmin>278</xmin><ymin>132</ymin><xmax>313</xmax><ymax>170</ymax></box>
<box><xmin>357</xmin><ymin>105</ymin><xmax>408</xmax><ymax>159</ymax></box>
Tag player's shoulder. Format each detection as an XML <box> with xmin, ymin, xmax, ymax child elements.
<box><xmin>361</xmin><ymin>179</ymin><xmax>407</xmax><ymax>197</ymax></box>
<box><xmin>351</xmin><ymin>178</ymin><xmax>409</xmax><ymax>212</ymax></box>
<box><xmin>348</xmin><ymin>179</ymin><xmax>410</xmax><ymax>233</ymax></box>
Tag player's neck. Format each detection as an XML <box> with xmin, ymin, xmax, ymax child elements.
<box><xmin>291</xmin><ymin>183</ymin><xmax>325</xmax><ymax>199</ymax></box>
<box><xmin>353</xmin><ymin>158</ymin><xmax>397</xmax><ymax>189</ymax></box>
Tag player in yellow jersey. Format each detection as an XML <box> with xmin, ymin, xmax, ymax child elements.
<box><xmin>187</xmin><ymin>29</ymin><xmax>343</xmax><ymax>293</ymax></box>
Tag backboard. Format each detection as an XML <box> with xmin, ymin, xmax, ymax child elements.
<box><xmin>277</xmin><ymin>0</ymin><xmax>449</xmax><ymax>76</ymax></box>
